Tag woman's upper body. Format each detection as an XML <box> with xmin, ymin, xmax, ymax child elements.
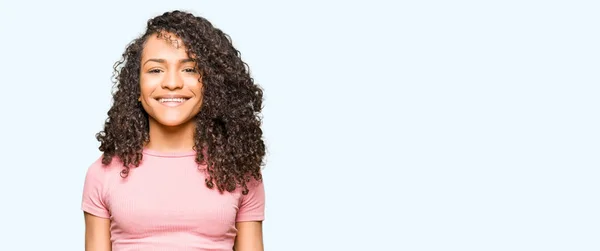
<box><xmin>82</xmin><ymin>10</ymin><xmax>266</xmax><ymax>251</ymax></box>
<box><xmin>82</xmin><ymin>149</ymin><xmax>265</xmax><ymax>250</ymax></box>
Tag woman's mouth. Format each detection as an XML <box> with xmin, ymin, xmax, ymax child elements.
<box><xmin>156</xmin><ymin>97</ymin><xmax>190</xmax><ymax>107</ymax></box>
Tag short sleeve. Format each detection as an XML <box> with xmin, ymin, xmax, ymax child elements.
<box><xmin>236</xmin><ymin>179</ymin><xmax>265</xmax><ymax>222</ymax></box>
<box><xmin>81</xmin><ymin>157</ymin><xmax>110</xmax><ymax>218</ymax></box>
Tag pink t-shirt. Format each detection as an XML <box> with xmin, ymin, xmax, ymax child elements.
<box><xmin>81</xmin><ymin>148</ymin><xmax>265</xmax><ymax>251</ymax></box>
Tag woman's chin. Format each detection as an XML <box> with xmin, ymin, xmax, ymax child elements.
<box><xmin>151</xmin><ymin>117</ymin><xmax>195</xmax><ymax>129</ymax></box>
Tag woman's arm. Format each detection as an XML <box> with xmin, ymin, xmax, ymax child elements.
<box><xmin>233</xmin><ymin>221</ymin><xmax>264</xmax><ymax>251</ymax></box>
<box><xmin>84</xmin><ymin>212</ymin><xmax>112</xmax><ymax>251</ymax></box>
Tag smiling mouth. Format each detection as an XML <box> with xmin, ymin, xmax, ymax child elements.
<box><xmin>155</xmin><ymin>97</ymin><xmax>191</xmax><ymax>107</ymax></box>
<box><xmin>157</xmin><ymin>98</ymin><xmax>189</xmax><ymax>103</ymax></box>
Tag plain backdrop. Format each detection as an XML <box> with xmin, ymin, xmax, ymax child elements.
<box><xmin>0</xmin><ymin>0</ymin><xmax>598</xmax><ymax>250</ymax></box>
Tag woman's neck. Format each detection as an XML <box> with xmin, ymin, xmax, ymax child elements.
<box><xmin>145</xmin><ymin>119</ymin><xmax>196</xmax><ymax>153</ymax></box>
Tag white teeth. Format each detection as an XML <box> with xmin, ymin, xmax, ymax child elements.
<box><xmin>158</xmin><ymin>98</ymin><xmax>187</xmax><ymax>103</ymax></box>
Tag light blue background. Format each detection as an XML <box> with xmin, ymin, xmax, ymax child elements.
<box><xmin>0</xmin><ymin>0</ymin><xmax>598</xmax><ymax>250</ymax></box>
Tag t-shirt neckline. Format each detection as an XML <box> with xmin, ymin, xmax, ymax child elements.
<box><xmin>142</xmin><ymin>148</ymin><xmax>197</xmax><ymax>157</ymax></box>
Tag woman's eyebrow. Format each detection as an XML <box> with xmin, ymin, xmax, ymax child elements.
<box><xmin>143</xmin><ymin>58</ymin><xmax>194</xmax><ymax>66</ymax></box>
<box><xmin>143</xmin><ymin>58</ymin><xmax>165</xmax><ymax>66</ymax></box>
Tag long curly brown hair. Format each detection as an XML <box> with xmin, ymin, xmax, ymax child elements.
<box><xmin>95</xmin><ymin>10</ymin><xmax>265</xmax><ymax>195</ymax></box>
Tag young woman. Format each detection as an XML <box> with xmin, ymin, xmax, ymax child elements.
<box><xmin>81</xmin><ymin>10</ymin><xmax>266</xmax><ymax>251</ymax></box>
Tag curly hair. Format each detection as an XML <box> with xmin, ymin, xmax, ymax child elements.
<box><xmin>95</xmin><ymin>10</ymin><xmax>265</xmax><ymax>195</ymax></box>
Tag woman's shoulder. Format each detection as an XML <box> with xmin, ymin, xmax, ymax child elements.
<box><xmin>85</xmin><ymin>154</ymin><xmax>125</xmax><ymax>178</ymax></box>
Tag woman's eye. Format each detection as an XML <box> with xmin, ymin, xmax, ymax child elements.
<box><xmin>183</xmin><ymin>68</ymin><xmax>197</xmax><ymax>73</ymax></box>
<box><xmin>148</xmin><ymin>69</ymin><xmax>162</xmax><ymax>74</ymax></box>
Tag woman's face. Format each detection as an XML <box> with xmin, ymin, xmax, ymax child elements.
<box><xmin>139</xmin><ymin>33</ymin><xmax>203</xmax><ymax>128</ymax></box>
